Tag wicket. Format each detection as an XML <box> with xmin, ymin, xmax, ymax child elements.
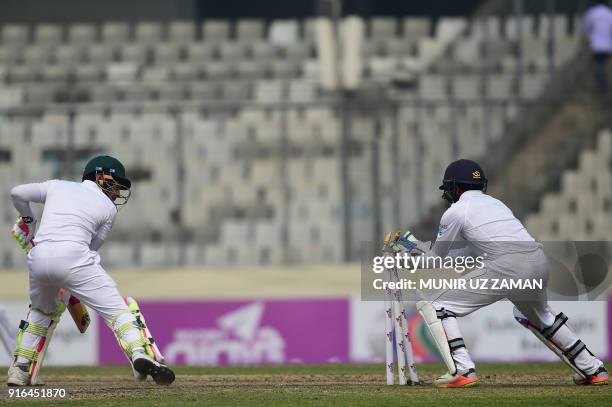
<box><xmin>384</xmin><ymin>265</ymin><xmax>419</xmax><ymax>385</ymax></box>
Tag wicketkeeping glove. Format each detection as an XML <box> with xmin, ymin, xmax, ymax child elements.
<box><xmin>11</xmin><ymin>216</ymin><xmax>36</xmax><ymax>253</ymax></box>
<box><xmin>383</xmin><ymin>229</ymin><xmax>423</xmax><ymax>254</ymax></box>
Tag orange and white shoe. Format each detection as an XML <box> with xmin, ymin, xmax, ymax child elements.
<box><xmin>434</xmin><ymin>368</ymin><xmax>481</xmax><ymax>388</ymax></box>
<box><xmin>573</xmin><ymin>366</ymin><xmax>608</xmax><ymax>386</ymax></box>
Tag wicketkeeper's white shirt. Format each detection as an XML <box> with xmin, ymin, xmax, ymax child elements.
<box><xmin>431</xmin><ymin>190</ymin><xmax>536</xmax><ymax>258</ymax></box>
<box><xmin>10</xmin><ymin>180</ymin><xmax>116</xmax><ymax>250</ymax></box>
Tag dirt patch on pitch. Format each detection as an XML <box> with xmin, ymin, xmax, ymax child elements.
<box><xmin>46</xmin><ymin>371</ymin><xmax>577</xmax><ymax>401</ymax></box>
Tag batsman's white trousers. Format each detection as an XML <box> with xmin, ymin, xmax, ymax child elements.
<box><xmin>27</xmin><ymin>242</ymin><xmax>128</xmax><ymax>323</ymax></box>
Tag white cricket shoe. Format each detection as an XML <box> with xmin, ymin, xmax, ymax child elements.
<box><xmin>434</xmin><ymin>368</ymin><xmax>481</xmax><ymax>388</ymax></box>
<box><xmin>132</xmin><ymin>353</ymin><xmax>175</xmax><ymax>385</ymax></box>
<box><xmin>7</xmin><ymin>365</ymin><xmax>30</xmax><ymax>387</ymax></box>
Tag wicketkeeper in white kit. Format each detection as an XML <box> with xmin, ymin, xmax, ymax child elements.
<box><xmin>6</xmin><ymin>155</ymin><xmax>175</xmax><ymax>386</ymax></box>
<box><xmin>386</xmin><ymin>159</ymin><xmax>608</xmax><ymax>388</ymax></box>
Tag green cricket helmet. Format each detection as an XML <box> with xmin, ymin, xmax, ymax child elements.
<box><xmin>82</xmin><ymin>155</ymin><xmax>131</xmax><ymax>205</ymax></box>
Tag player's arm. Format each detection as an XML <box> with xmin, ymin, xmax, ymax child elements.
<box><xmin>10</xmin><ymin>181</ymin><xmax>53</xmax><ymax>250</ymax></box>
<box><xmin>10</xmin><ymin>181</ymin><xmax>51</xmax><ymax>220</ymax></box>
<box><xmin>429</xmin><ymin>209</ymin><xmax>464</xmax><ymax>258</ymax></box>
<box><xmin>89</xmin><ymin>211</ymin><xmax>116</xmax><ymax>251</ymax></box>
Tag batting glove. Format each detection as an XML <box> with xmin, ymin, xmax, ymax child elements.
<box><xmin>11</xmin><ymin>216</ymin><xmax>36</xmax><ymax>253</ymax></box>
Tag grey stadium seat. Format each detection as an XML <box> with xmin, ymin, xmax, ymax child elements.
<box><xmin>202</xmin><ymin>20</ymin><xmax>230</xmax><ymax>43</ymax></box>
<box><xmin>119</xmin><ymin>43</ymin><xmax>149</xmax><ymax>64</ymax></box>
<box><xmin>170</xmin><ymin>62</ymin><xmax>200</xmax><ymax>81</ymax></box>
<box><xmin>403</xmin><ymin>17</ymin><xmax>431</xmax><ymax>40</ymax></box>
<box><xmin>370</xmin><ymin>17</ymin><xmax>397</xmax><ymax>39</ymax></box>
<box><xmin>86</xmin><ymin>44</ymin><xmax>116</xmax><ymax>66</ymax></box>
<box><xmin>203</xmin><ymin>60</ymin><xmax>235</xmax><ymax>79</ymax></box>
<box><xmin>219</xmin><ymin>42</ymin><xmax>246</xmax><ymax>62</ymax></box>
<box><xmin>34</xmin><ymin>24</ymin><xmax>63</xmax><ymax>46</ymax></box>
<box><xmin>270</xmin><ymin>60</ymin><xmax>300</xmax><ymax>78</ymax></box>
<box><xmin>22</xmin><ymin>45</ymin><xmax>53</xmax><ymax>68</ymax></box>
<box><xmin>189</xmin><ymin>82</ymin><xmax>219</xmax><ymax>100</ymax></box>
<box><xmin>236</xmin><ymin>19</ymin><xmax>265</xmax><ymax>42</ymax></box>
<box><xmin>101</xmin><ymin>22</ymin><xmax>130</xmax><ymax>44</ymax></box>
<box><xmin>134</xmin><ymin>22</ymin><xmax>164</xmax><ymax>45</ymax></box>
<box><xmin>55</xmin><ymin>45</ymin><xmax>84</xmax><ymax>67</ymax></box>
<box><xmin>0</xmin><ymin>48</ymin><xmax>20</xmax><ymax>64</ymax></box>
<box><xmin>7</xmin><ymin>66</ymin><xmax>38</xmax><ymax>83</ymax></box>
<box><xmin>235</xmin><ymin>60</ymin><xmax>268</xmax><ymax>79</ymax></box>
<box><xmin>168</xmin><ymin>21</ymin><xmax>195</xmax><ymax>44</ymax></box>
<box><xmin>40</xmin><ymin>65</ymin><xmax>70</xmax><ymax>82</ymax></box>
<box><xmin>221</xmin><ymin>80</ymin><xmax>252</xmax><ymax>101</ymax></box>
<box><xmin>68</xmin><ymin>23</ymin><xmax>97</xmax><ymax>46</ymax></box>
<box><xmin>153</xmin><ymin>43</ymin><xmax>182</xmax><ymax>65</ymax></box>
<box><xmin>249</xmin><ymin>41</ymin><xmax>276</xmax><ymax>60</ymax></box>
<box><xmin>1</xmin><ymin>24</ymin><xmax>29</xmax><ymax>46</ymax></box>
<box><xmin>186</xmin><ymin>43</ymin><xmax>216</xmax><ymax>63</ymax></box>
<box><xmin>73</xmin><ymin>64</ymin><xmax>104</xmax><ymax>82</ymax></box>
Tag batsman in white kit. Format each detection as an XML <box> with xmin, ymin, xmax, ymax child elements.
<box><xmin>6</xmin><ymin>155</ymin><xmax>175</xmax><ymax>386</ymax></box>
<box><xmin>387</xmin><ymin>159</ymin><xmax>608</xmax><ymax>388</ymax></box>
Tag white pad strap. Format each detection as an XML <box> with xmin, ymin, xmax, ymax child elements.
<box><xmin>416</xmin><ymin>300</ymin><xmax>456</xmax><ymax>375</ymax></box>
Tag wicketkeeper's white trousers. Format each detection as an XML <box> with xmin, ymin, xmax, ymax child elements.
<box><xmin>430</xmin><ymin>248</ymin><xmax>603</xmax><ymax>375</ymax></box>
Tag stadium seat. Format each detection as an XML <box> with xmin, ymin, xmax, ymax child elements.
<box><xmin>370</xmin><ymin>17</ymin><xmax>397</xmax><ymax>39</ymax></box>
<box><xmin>153</xmin><ymin>43</ymin><xmax>182</xmax><ymax>65</ymax></box>
<box><xmin>186</xmin><ymin>42</ymin><xmax>216</xmax><ymax>63</ymax></box>
<box><xmin>171</xmin><ymin>62</ymin><xmax>200</xmax><ymax>81</ymax></box>
<box><xmin>55</xmin><ymin>45</ymin><xmax>84</xmax><ymax>67</ymax></box>
<box><xmin>202</xmin><ymin>20</ymin><xmax>230</xmax><ymax>43</ymax></box>
<box><xmin>33</xmin><ymin>24</ymin><xmax>62</xmax><ymax>46</ymax></box>
<box><xmin>0</xmin><ymin>48</ymin><xmax>20</xmax><ymax>64</ymax></box>
<box><xmin>68</xmin><ymin>23</ymin><xmax>97</xmax><ymax>45</ymax></box>
<box><xmin>134</xmin><ymin>22</ymin><xmax>164</xmax><ymax>45</ymax></box>
<box><xmin>219</xmin><ymin>42</ymin><xmax>247</xmax><ymax>62</ymax></box>
<box><xmin>537</xmin><ymin>15</ymin><xmax>568</xmax><ymax>39</ymax></box>
<box><xmin>86</xmin><ymin>43</ymin><xmax>115</xmax><ymax>65</ymax></box>
<box><xmin>7</xmin><ymin>66</ymin><xmax>37</xmax><ymax>83</ymax></box>
<box><xmin>270</xmin><ymin>60</ymin><xmax>300</xmax><ymax>79</ymax></box>
<box><xmin>119</xmin><ymin>43</ymin><xmax>149</xmax><ymax>64</ymax></box>
<box><xmin>236</xmin><ymin>19</ymin><xmax>265</xmax><ymax>42</ymax></box>
<box><xmin>268</xmin><ymin>20</ymin><xmax>299</xmax><ymax>45</ymax></box>
<box><xmin>101</xmin><ymin>22</ymin><xmax>130</xmax><ymax>44</ymax></box>
<box><xmin>403</xmin><ymin>17</ymin><xmax>431</xmax><ymax>40</ymax></box>
<box><xmin>106</xmin><ymin>62</ymin><xmax>139</xmax><ymax>82</ymax></box>
<box><xmin>74</xmin><ymin>64</ymin><xmax>104</xmax><ymax>82</ymax></box>
<box><xmin>22</xmin><ymin>45</ymin><xmax>53</xmax><ymax>68</ymax></box>
<box><xmin>168</xmin><ymin>21</ymin><xmax>196</xmax><ymax>44</ymax></box>
<box><xmin>40</xmin><ymin>65</ymin><xmax>70</xmax><ymax>82</ymax></box>
<box><xmin>1</xmin><ymin>24</ymin><xmax>29</xmax><ymax>46</ymax></box>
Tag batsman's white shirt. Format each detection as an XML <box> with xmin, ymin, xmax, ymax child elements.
<box><xmin>11</xmin><ymin>180</ymin><xmax>116</xmax><ymax>250</ymax></box>
<box><xmin>11</xmin><ymin>180</ymin><xmax>128</xmax><ymax>322</ymax></box>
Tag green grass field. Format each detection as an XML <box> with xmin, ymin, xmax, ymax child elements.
<box><xmin>0</xmin><ymin>363</ymin><xmax>609</xmax><ymax>406</ymax></box>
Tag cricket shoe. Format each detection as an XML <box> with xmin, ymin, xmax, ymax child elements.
<box><xmin>132</xmin><ymin>353</ymin><xmax>175</xmax><ymax>386</ymax></box>
<box><xmin>7</xmin><ymin>364</ymin><xmax>30</xmax><ymax>387</ymax></box>
<box><xmin>573</xmin><ymin>366</ymin><xmax>608</xmax><ymax>386</ymax></box>
<box><xmin>434</xmin><ymin>368</ymin><xmax>481</xmax><ymax>388</ymax></box>
<box><xmin>131</xmin><ymin>364</ymin><xmax>147</xmax><ymax>382</ymax></box>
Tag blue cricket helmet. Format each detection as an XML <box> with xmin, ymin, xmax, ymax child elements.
<box><xmin>439</xmin><ymin>159</ymin><xmax>487</xmax><ymax>203</ymax></box>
